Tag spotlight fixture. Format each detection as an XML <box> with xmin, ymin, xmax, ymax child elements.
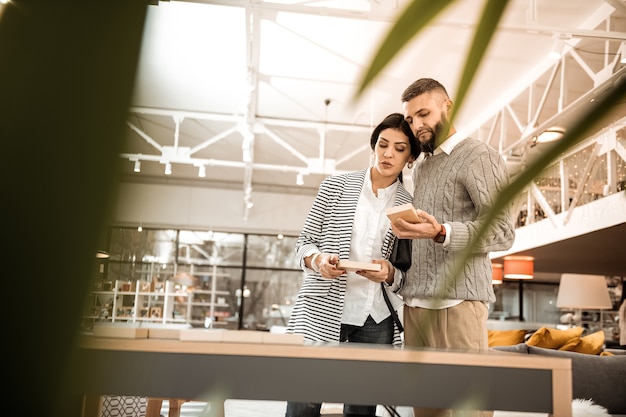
<box><xmin>198</xmin><ymin>165</ymin><xmax>206</xmax><ymax>178</ymax></box>
<box><xmin>164</xmin><ymin>162</ymin><xmax>172</xmax><ymax>175</ymax></box>
<box><xmin>296</xmin><ymin>173</ymin><xmax>304</xmax><ymax>185</ymax></box>
<box><xmin>133</xmin><ymin>160</ymin><xmax>141</xmax><ymax>173</ymax></box>
<box><xmin>548</xmin><ymin>34</ymin><xmax>570</xmax><ymax>60</ymax></box>
<box><xmin>535</xmin><ymin>126</ymin><xmax>565</xmax><ymax>144</ymax></box>
<box><xmin>549</xmin><ymin>39</ymin><xmax>564</xmax><ymax>59</ymax></box>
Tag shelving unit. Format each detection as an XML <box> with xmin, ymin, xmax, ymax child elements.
<box><xmin>82</xmin><ymin>265</ymin><xmax>232</xmax><ymax>330</ymax></box>
<box><xmin>579</xmin><ymin>309</ymin><xmax>620</xmax><ymax>339</ymax></box>
<box><xmin>189</xmin><ymin>264</ymin><xmax>232</xmax><ymax>327</ymax></box>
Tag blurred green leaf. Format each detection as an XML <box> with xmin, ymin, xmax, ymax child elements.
<box><xmin>447</xmin><ymin>73</ymin><xmax>626</xmax><ymax>287</ymax></box>
<box><xmin>357</xmin><ymin>0</ymin><xmax>626</xmax><ymax>292</ymax></box>
<box><xmin>355</xmin><ymin>0</ymin><xmax>455</xmax><ymax>98</ymax></box>
<box><xmin>451</xmin><ymin>0</ymin><xmax>509</xmax><ymax>124</ymax></box>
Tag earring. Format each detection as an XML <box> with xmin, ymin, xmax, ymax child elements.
<box><xmin>407</xmin><ymin>162</ymin><xmax>414</xmax><ymax>169</ymax></box>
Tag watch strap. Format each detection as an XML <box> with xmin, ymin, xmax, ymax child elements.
<box><xmin>433</xmin><ymin>224</ymin><xmax>446</xmax><ymax>243</ymax></box>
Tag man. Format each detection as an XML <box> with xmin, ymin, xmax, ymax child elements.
<box><xmin>391</xmin><ymin>78</ymin><xmax>516</xmax><ymax>417</ymax></box>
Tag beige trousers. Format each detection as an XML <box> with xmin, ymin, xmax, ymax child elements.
<box><xmin>404</xmin><ymin>300</ymin><xmax>493</xmax><ymax>417</ymax></box>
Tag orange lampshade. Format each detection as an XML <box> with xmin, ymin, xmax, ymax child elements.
<box><xmin>492</xmin><ymin>263</ymin><xmax>503</xmax><ymax>284</ymax></box>
<box><xmin>503</xmin><ymin>256</ymin><xmax>534</xmax><ymax>280</ymax></box>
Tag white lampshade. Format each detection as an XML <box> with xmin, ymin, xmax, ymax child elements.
<box><xmin>556</xmin><ymin>274</ymin><xmax>612</xmax><ymax>309</ymax></box>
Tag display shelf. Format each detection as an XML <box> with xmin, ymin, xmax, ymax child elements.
<box><xmin>82</xmin><ymin>268</ymin><xmax>232</xmax><ymax>331</ymax></box>
<box><xmin>579</xmin><ymin>309</ymin><xmax>620</xmax><ymax>342</ymax></box>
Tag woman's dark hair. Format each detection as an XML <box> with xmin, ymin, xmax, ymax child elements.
<box><xmin>370</xmin><ymin>113</ymin><xmax>420</xmax><ymax>183</ymax></box>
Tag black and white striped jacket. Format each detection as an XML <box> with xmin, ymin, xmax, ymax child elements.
<box><xmin>287</xmin><ymin>169</ymin><xmax>413</xmax><ymax>346</ymax></box>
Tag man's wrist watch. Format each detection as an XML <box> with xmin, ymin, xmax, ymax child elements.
<box><xmin>433</xmin><ymin>225</ymin><xmax>446</xmax><ymax>243</ymax></box>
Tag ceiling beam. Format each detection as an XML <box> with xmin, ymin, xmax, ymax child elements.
<box><xmin>178</xmin><ymin>0</ymin><xmax>402</xmax><ymax>21</ymax></box>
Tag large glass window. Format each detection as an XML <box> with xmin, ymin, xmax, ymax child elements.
<box><xmin>245</xmin><ymin>234</ymin><xmax>300</xmax><ymax>269</ymax></box>
<box><xmin>83</xmin><ymin>227</ymin><xmax>302</xmax><ymax>332</ymax></box>
<box><xmin>177</xmin><ymin>230</ymin><xmax>245</xmax><ymax>266</ymax></box>
<box><xmin>239</xmin><ymin>268</ymin><xmax>303</xmax><ymax>331</ymax></box>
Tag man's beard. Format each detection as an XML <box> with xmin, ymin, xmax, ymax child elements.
<box><xmin>418</xmin><ymin>115</ymin><xmax>448</xmax><ymax>154</ymax></box>
<box><xmin>420</xmin><ymin>135</ymin><xmax>435</xmax><ymax>154</ymax></box>
<box><xmin>418</xmin><ymin>122</ymin><xmax>440</xmax><ymax>154</ymax></box>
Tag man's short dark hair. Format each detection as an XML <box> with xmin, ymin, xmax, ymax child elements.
<box><xmin>401</xmin><ymin>78</ymin><xmax>450</xmax><ymax>103</ymax></box>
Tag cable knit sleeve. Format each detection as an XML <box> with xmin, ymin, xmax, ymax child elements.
<box><xmin>447</xmin><ymin>142</ymin><xmax>516</xmax><ymax>254</ymax></box>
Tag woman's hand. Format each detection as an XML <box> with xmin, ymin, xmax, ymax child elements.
<box><xmin>312</xmin><ymin>253</ymin><xmax>345</xmax><ymax>279</ymax></box>
<box><xmin>356</xmin><ymin>259</ymin><xmax>394</xmax><ymax>284</ymax></box>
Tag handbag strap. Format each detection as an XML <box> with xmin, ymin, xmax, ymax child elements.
<box><xmin>381</xmin><ymin>283</ymin><xmax>403</xmax><ymax>333</ymax></box>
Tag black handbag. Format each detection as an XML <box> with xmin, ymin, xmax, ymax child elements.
<box><xmin>389</xmin><ymin>237</ymin><xmax>412</xmax><ymax>272</ymax></box>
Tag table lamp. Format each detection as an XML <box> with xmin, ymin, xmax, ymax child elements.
<box><xmin>556</xmin><ymin>273</ymin><xmax>612</xmax><ymax>328</ymax></box>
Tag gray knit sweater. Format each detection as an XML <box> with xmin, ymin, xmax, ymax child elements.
<box><xmin>400</xmin><ymin>138</ymin><xmax>516</xmax><ymax>304</ymax></box>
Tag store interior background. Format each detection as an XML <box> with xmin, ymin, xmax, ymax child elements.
<box><xmin>3</xmin><ymin>1</ymin><xmax>626</xmax><ymax>415</ymax></box>
<box><xmin>86</xmin><ymin>0</ymin><xmax>626</xmax><ymax>343</ymax></box>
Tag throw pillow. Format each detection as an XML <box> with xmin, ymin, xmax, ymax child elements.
<box><xmin>571</xmin><ymin>330</ymin><xmax>605</xmax><ymax>355</ymax></box>
<box><xmin>559</xmin><ymin>336</ymin><xmax>582</xmax><ymax>351</ymax></box>
<box><xmin>488</xmin><ymin>329</ymin><xmax>527</xmax><ymax>347</ymax></box>
<box><xmin>525</xmin><ymin>326</ymin><xmax>583</xmax><ymax>349</ymax></box>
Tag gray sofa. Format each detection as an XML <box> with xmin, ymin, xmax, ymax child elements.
<box><xmin>493</xmin><ymin>343</ymin><xmax>626</xmax><ymax>416</ymax></box>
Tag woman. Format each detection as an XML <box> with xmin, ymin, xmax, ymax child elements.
<box><xmin>285</xmin><ymin>113</ymin><xmax>420</xmax><ymax>417</ymax></box>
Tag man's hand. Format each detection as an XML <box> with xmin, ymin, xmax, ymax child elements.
<box><xmin>391</xmin><ymin>209</ymin><xmax>441</xmax><ymax>240</ymax></box>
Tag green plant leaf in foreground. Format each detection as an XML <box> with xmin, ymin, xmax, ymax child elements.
<box><xmin>444</xmin><ymin>72</ymin><xmax>626</xmax><ymax>293</ymax></box>
<box><xmin>354</xmin><ymin>0</ymin><xmax>455</xmax><ymax>99</ymax></box>
<box><xmin>356</xmin><ymin>0</ymin><xmax>626</xmax><ymax>299</ymax></box>
<box><xmin>450</xmin><ymin>0</ymin><xmax>509</xmax><ymax>124</ymax></box>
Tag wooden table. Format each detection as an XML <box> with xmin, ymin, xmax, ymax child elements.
<box><xmin>71</xmin><ymin>336</ymin><xmax>572</xmax><ymax>417</ymax></box>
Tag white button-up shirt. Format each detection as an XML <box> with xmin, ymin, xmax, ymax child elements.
<box><xmin>341</xmin><ymin>168</ymin><xmax>398</xmax><ymax>326</ymax></box>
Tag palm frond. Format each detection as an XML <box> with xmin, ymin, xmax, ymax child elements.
<box><xmin>354</xmin><ymin>0</ymin><xmax>456</xmax><ymax>99</ymax></box>
<box><xmin>447</xmin><ymin>72</ymin><xmax>626</xmax><ymax>286</ymax></box>
<box><xmin>356</xmin><ymin>0</ymin><xmax>625</xmax><ymax>294</ymax></box>
<box><xmin>450</xmin><ymin>0</ymin><xmax>509</xmax><ymax>123</ymax></box>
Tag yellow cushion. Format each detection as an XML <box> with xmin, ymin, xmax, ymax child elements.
<box><xmin>558</xmin><ymin>337</ymin><xmax>582</xmax><ymax>351</ymax></box>
<box><xmin>571</xmin><ymin>330</ymin><xmax>605</xmax><ymax>355</ymax></box>
<box><xmin>525</xmin><ymin>326</ymin><xmax>583</xmax><ymax>349</ymax></box>
<box><xmin>488</xmin><ymin>329</ymin><xmax>527</xmax><ymax>347</ymax></box>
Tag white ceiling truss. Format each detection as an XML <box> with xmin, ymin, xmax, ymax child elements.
<box><xmin>120</xmin><ymin>0</ymin><xmax>626</xmax><ymax>219</ymax></box>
